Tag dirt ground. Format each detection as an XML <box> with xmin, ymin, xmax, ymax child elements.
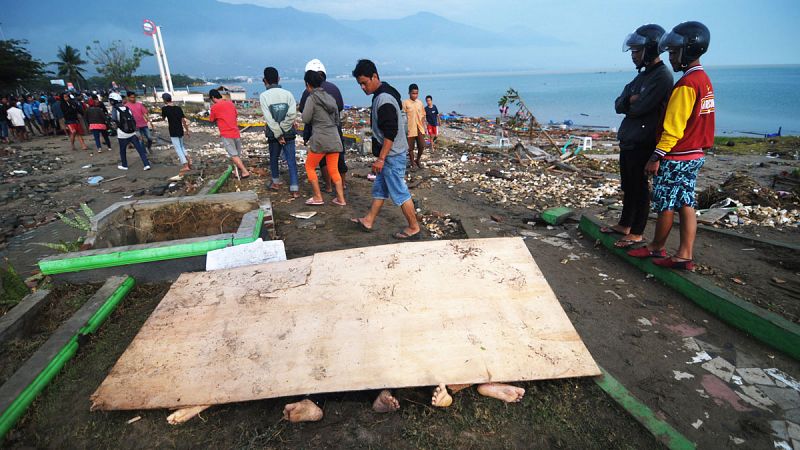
<box><xmin>2</xmin><ymin>121</ymin><xmax>800</xmax><ymax>448</ymax></box>
<box><xmin>0</xmin><ymin>283</ymin><xmax>99</xmax><ymax>385</ymax></box>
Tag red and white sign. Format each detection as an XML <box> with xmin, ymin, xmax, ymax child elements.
<box><xmin>143</xmin><ymin>19</ymin><xmax>156</xmax><ymax>36</ymax></box>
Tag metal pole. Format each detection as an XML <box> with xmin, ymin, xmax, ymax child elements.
<box><xmin>156</xmin><ymin>26</ymin><xmax>174</xmax><ymax>94</ymax></box>
<box><xmin>152</xmin><ymin>32</ymin><xmax>168</xmax><ymax>95</ymax></box>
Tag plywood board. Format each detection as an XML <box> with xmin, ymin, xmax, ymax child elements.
<box><xmin>91</xmin><ymin>238</ymin><xmax>600</xmax><ymax>410</ymax></box>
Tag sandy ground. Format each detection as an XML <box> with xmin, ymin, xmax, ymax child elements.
<box><xmin>2</xmin><ymin>119</ymin><xmax>800</xmax><ymax>448</ymax></box>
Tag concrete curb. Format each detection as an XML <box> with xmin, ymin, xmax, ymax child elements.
<box><xmin>0</xmin><ymin>276</ymin><xmax>134</xmax><ymax>439</ymax></box>
<box><xmin>594</xmin><ymin>366</ymin><xmax>695</xmax><ymax>449</ymax></box>
<box><xmin>0</xmin><ymin>290</ymin><xmax>50</xmax><ymax>345</ymax></box>
<box><xmin>580</xmin><ymin>214</ymin><xmax>800</xmax><ymax>361</ymax></box>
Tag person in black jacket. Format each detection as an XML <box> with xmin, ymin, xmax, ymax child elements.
<box><xmin>604</xmin><ymin>24</ymin><xmax>674</xmax><ymax>248</ymax></box>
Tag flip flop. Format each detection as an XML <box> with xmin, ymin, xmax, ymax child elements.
<box><xmin>269</xmin><ymin>183</ymin><xmax>284</xmax><ymax>191</ymax></box>
<box><xmin>653</xmin><ymin>257</ymin><xmax>695</xmax><ymax>271</ymax></box>
<box><xmin>600</xmin><ymin>226</ymin><xmax>625</xmax><ymax>235</ymax></box>
<box><xmin>350</xmin><ymin>218</ymin><xmax>373</xmax><ymax>233</ymax></box>
<box><xmin>241</xmin><ymin>174</ymin><xmax>250</xmax><ymax>179</ymax></box>
<box><xmin>626</xmin><ymin>247</ymin><xmax>667</xmax><ymax>258</ymax></box>
<box><xmin>614</xmin><ymin>238</ymin><xmax>643</xmax><ymax>249</ymax></box>
<box><xmin>331</xmin><ymin>198</ymin><xmax>347</xmax><ymax>207</ymax></box>
<box><xmin>305</xmin><ymin>198</ymin><xmax>324</xmax><ymax>206</ymax></box>
<box><xmin>393</xmin><ymin>230</ymin><xmax>421</xmax><ymax>240</ymax></box>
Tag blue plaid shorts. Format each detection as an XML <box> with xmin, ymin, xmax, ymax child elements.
<box><xmin>651</xmin><ymin>158</ymin><xmax>705</xmax><ymax>212</ymax></box>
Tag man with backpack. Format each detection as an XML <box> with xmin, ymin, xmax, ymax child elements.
<box><xmin>109</xmin><ymin>92</ymin><xmax>150</xmax><ymax>171</ymax></box>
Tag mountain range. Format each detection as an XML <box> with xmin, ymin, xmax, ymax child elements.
<box><xmin>3</xmin><ymin>0</ymin><xmax>567</xmax><ymax>78</ymax></box>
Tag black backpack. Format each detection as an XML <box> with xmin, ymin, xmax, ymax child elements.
<box><xmin>114</xmin><ymin>106</ymin><xmax>137</xmax><ymax>133</ymax></box>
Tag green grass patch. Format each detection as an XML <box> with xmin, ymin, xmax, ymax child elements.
<box><xmin>713</xmin><ymin>136</ymin><xmax>800</xmax><ymax>155</ymax></box>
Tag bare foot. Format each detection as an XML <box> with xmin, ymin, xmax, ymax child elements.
<box><xmin>282</xmin><ymin>399</ymin><xmax>323</xmax><ymax>423</ymax></box>
<box><xmin>167</xmin><ymin>405</ymin><xmax>211</xmax><ymax>424</ymax></box>
<box><xmin>431</xmin><ymin>384</ymin><xmax>453</xmax><ymax>407</ymax></box>
<box><xmin>476</xmin><ymin>383</ymin><xmax>525</xmax><ymax>403</ymax></box>
<box><xmin>447</xmin><ymin>383</ymin><xmax>472</xmax><ymax>394</ymax></box>
<box><xmin>372</xmin><ymin>389</ymin><xmax>400</xmax><ymax>413</ymax></box>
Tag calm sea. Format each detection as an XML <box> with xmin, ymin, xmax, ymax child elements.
<box><xmin>201</xmin><ymin>65</ymin><xmax>799</xmax><ymax>136</ymax></box>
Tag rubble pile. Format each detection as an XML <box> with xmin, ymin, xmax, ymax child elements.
<box><xmin>430</xmin><ymin>150</ymin><xmax>620</xmax><ymax>210</ymax></box>
<box><xmin>419</xmin><ymin>211</ymin><xmax>466</xmax><ymax>239</ymax></box>
<box><xmin>699</xmin><ymin>173</ymin><xmax>800</xmax><ymax>228</ymax></box>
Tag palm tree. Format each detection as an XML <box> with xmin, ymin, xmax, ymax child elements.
<box><xmin>52</xmin><ymin>45</ymin><xmax>87</xmax><ymax>90</ymax></box>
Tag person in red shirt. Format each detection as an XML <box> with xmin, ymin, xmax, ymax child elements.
<box><xmin>208</xmin><ymin>89</ymin><xmax>250</xmax><ymax>178</ymax></box>
<box><xmin>628</xmin><ymin>21</ymin><xmax>713</xmax><ymax>271</ymax></box>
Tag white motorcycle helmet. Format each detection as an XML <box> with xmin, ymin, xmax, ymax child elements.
<box><xmin>305</xmin><ymin>58</ymin><xmax>326</xmax><ymax>75</ymax></box>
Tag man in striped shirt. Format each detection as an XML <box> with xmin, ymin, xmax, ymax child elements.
<box><xmin>628</xmin><ymin>21</ymin><xmax>713</xmax><ymax>271</ymax></box>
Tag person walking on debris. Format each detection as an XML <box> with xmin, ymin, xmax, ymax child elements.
<box><xmin>301</xmin><ymin>70</ymin><xmax>346</xmax><ymax>206</ymax></box>
<box><xmin>38</xmin><ymin>96</ymin><xmax>53</xmax><ymax>136</ymax></box>
<box><xmin>260</xmin><ymin>66</ymin><xmax>299</xmax><ymax>197</ymax></box>
<box><xmin>60</xmin><ymin>92</ymin><xmax>89</xmax><ymax>151</ymax></box>
<box><xmin>299</xmin><ymin>59</ymin><xmax>348</xmax><ymax>193</ymax></box>
<box><xmin>424</xmin><ymin>95</ymin><xmax>439</xmax><ymax>152</ymax></box>
<box><xmin>628</xmin><ymin>21</ymin><xmax>714</xmax><ymax>271</ymax></box>
<box><xmin>86</xmin><ymin>95</ymin><xmax>113</xmax><ymax>154</ymax></box>
<box><xmin>6</xmin><ymin>99</ymin><xmax>27</xmax><ymax>142</ymax></box>
<box><xmin>125</xmin><ymin>92</ymin><xmax>154</xmax><ymax>152</ymax></box>
<box><xmin>0</xmin><ymin>96</ymin><xmax>10</xmax><ymax>144</ymax></box>
<box><xmin>209</xmin><ymin>88</ymin><xmax>250</xmax><ymax>178</ymax></box>
<box><xmin>23</xmin><ymin>95</ymin><xmax>44</xmax><ymax>136</ymax></box>
<box><xmin>350</xmin><ymin>59</ymin><xmax>421</xmax><ymax>240</ymax></box>
<box><xmin>602</xmin><ymin>24</ymin><xmax>673</xmax><ymax>248</ymax></box>
<box><xmin>403</xmin><ymin>83</ymin><xmax>427</xmax><ymax>170</ymax></box>
<box><xmin>109</xmin><ymin>92</ymin><xmax>151</xmax><ymax>171</ymax></box>
<box><xmin>161</xmin><ymin>93</ymin><xmax>193</xmax><ymax>174</ymax></box>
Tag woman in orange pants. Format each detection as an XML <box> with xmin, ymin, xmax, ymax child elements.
<box><xmin>301</xmin><ymin>70</ymin><xmax>346</xmax><ymax>206</ymax></box>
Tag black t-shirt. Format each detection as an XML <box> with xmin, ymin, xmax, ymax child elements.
<box><xmin>161</xmin><ymin>105</ymin><xmax>185</xmax><ymax>137</ymax></box>
<box><xmin>425</xmin><ymin>105</ymin><xmax>439</xmax><ymax>126</ymax></box>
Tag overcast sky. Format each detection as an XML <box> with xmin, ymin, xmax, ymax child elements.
<box><xmin>223</xmin><ymin>0</ymin><xmax>800</xmax><ymax>70</ymax></box>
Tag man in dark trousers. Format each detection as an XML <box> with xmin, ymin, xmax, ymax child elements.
<box><xmin>603</xmin><ymin>24</ymin><xmax>673</xmax><ymax>248</ymax></box>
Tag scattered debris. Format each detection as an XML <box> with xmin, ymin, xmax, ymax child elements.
<box><xmin>692</xmin><ymin>419</ymin><xmax>703</xmax><ymax>429</ymax></box>
<box><xmin>127</xmin><ymin>416</ymin><xmax>142</xmax><ymax>424</ymax></box>
<box><xmin>688</xmin><ymin>351</ymin><xmax>712</xmax><ymax>364</ymax></box>
<box><xmin>673</xmin><ymin>371</ymin><xmax>695</xmax><ymax>381</ymax></box>
<box><xmin>290</xmin><ymin>211</ymin><xmax>317</xmax><ymax>220</ymax></box>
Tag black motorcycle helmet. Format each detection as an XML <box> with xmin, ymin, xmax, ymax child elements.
<box><xmin>623</xmin><ymin>24</ymin><xmax>666</xmax><ymax>70</ymax></box>
<box><xmin>659</xmin><ymin>21</ymin><xmax>710</xmax><ymax>69</ymax></box>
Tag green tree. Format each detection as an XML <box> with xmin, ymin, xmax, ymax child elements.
<box><xmin>85</xmin><ymin>40</ymin><xmax>153</xmax><ymax>89</ymax></box>
<box><xmin>52</xmin><ymin>45</ymin><xmax>87</xmax><ymax>90</ymax></box>
<box><xmin>0</xmin><ymin>39</ymin><xmax>46</xmax><ymax>91</ymax></box>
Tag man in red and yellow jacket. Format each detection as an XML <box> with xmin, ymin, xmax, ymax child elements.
<box><xmin>628</xmin><ymin>21</ymin><xmax>713</xmax><ymax>271</ymax></box>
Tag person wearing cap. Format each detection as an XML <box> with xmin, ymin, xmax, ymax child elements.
<box><xmin>209</xmin><ymin>88</ymin><xmax>250</xmax><ymax>178</ymax></box>
<box><xmin>298</xmin><ymin>59</ymin><xmax>348</xmax><ymax>192</ymax></box>
<box><xmin>260</xmin><ymin>67</ymin><xmax>299</xmax><ymax>196</ymax></box>
<box><xmin>161</xmin><ymin>93</ymin><xmax>192</xmax><ymax>174</ymax></box>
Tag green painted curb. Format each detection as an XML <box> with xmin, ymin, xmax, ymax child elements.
<box><xmin>580</xmin><ymin>214</ymin><xmax>800</xmax><ymax>360</ymax></box>
<box><xmin>595</xmin><ymin>367</ymin><xmax>695</xmax><ymax>450</ymax></box>
<box><xmin>39</xmin><ymin>210</ymin><xmax>264</xmax><ymax>275</ymax></box>
<box><xmin>0</xmin><ymin>276</ymin><xmax>135</xmax><ymax>440</ymax></box>
<box><xmin>207</xmin><ymin>165</ymin><xmax>233</xmax><ymax>195</ymax></box>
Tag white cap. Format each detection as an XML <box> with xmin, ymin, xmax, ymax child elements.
<box><xmin>305</xmin><ymin>59</ymin><xmax>326</xmax><ymax>74</ymax></box>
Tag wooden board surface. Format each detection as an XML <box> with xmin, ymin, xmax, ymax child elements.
<box><xmin>91</xmin><ymin>238</ymin><xmax>600</xmax><ymax>410</ymax></box>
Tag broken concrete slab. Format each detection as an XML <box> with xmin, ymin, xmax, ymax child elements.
<box><xmin>540</xmin><ymin>207</ymin><xmax>574</xmax><ymax>225</ymax></box>
<box><xmin>766</xmin><ymin>368</ymin><xmax>800</xmax><ymax>392</ymax></box>
<box><xmin>701</xmin><ymin>357</ymin><xmax>736</xmax><ymax>382</ymax></box>
<box><xmin>736</xmin><ymin>368</ymin><xmax>775</xmax><ymax>386</ymax></box>
<box><xmin>737</xmin><ymin>385</ymin><xmax>776</xmax><ymax>410</ymax></box>
<box><xmin>758</xmin><ymin>386</ymin><xmax>800</xmax><ymax>410</ymax></box>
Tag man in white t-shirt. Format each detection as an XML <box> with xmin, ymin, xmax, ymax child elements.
<box><xmin>6</xmin><ymin>99</ymin><xmax>27</xmax><ymax>142</ymax></box>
